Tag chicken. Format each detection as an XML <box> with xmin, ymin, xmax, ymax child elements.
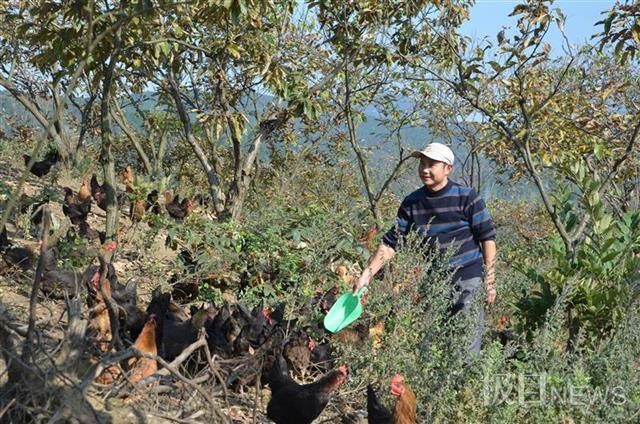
<box><xmin>110</xmin><ymin>279</ymin><xmax>145</xmax><ymax>341</ymax></box>
<box><xmin>39</xmin><ymin>244</ymin><xmax>84</xmax><ymax>298</ymax></box>
<box><xmin>90</xmin><ymin>174</ymin><xmax>110</xmax><ymax>211</ymax></box>
<box><xmin>331</xmin><ymin>322</ymin><xmax>369</xmax><ymax>346</ymax></box>
<box><xmin>120</xmin><ymin>165</ymin><xmax>134</xmax><ymax>186</ymax></box>
<box><xmin>90</xmin><ymin>174</ymin><xmax>105</xmax><ymax>202</ymax></box>
<box><xmin>309</xmin><ymin>338</ymin><xmax>333</xmax><ymax>373</ymax></box>
<box><xmin>359</xmin><ymin>226</ymin><xmax>378</xmax><ymax>253</ymax></box>
<box><xmin>245</xmin><ymin>301</ymin><xmax>277</xmax><ymax>347</ymax></box>
<box><xmin>366</xmin><ymin>374</ymin><xmax>417</xmax><ymax>424</ymax></box>
<box><xmin>40</xmin><ymin>268</ymin><xmax>85</xmax><ymax>298</ymax></box>
<box><xmin>62</xmin><ymin>187</ymin><xmax>91</xmax><ymax>225</ymax></box>
<box><xmin>78</xmin><ymin>178</ymin><xmax>92</xmax><ymax>202</ymax></box>
<box><xmin>85</xmin><ymin>243</ymin><xmax>119</xmax><ymax>351</ymax></box>
<box><xmin>227</xmin><ymin>301</ymin><xmax>275</xmax><ymax>353</ymax></box>
<box><xmin>23</xmin><ymin>151</ymin><xmax>59</xmax><ymax>178</ymax></box>
<box><xmin>390</xmin><ymin>374</ymin><xmax>416</xmax><ymax>424</ymax></box>
<box><xmin>367</xmin><ymin>385</ymin><xmax>393</xmax><ymax>424</ymax></box>
<box><xmin>78</xmin><ymin>221</ymin><xmax>105</xmax><ymax>243</ymax></box>
<box><xmin>119</xmin><ymin>302</ymin><xmax>147</xmax><ymax>343</ymax></box>
<box><xmin>170</xmin><ymin>275</ymin><xmax>200</xmax><ymax>302</ymax></box>
<box><xmin>112</xmin><ymin>278</ymin><xmax>138</xmax><ymax>308</ymax></box>
<box><xmin>83</xmin><ymin>262</ymin><xmax>120</xmax><ymax>299</ymax></box>
<box><xmin>19</xmin><ymin>194</ymin><xmax>49</xmax><ymax>228</ymax></box>
<box><xmin>145</xmin><ymin>288</ymin><xmax>191</xmax><ymax>352</ymax></box>
<box><xmin>87</xmin><ymin>270</ymin><xmax>113</xmax><ymax>352</ymax></box>
<box><xmin>127</xmin><ymin>314</ymin><xmax>158</xmax><ymax>384</ymax></box>
<box><xmin>163</xmin><ymin>191</ymin><xmax>194</xmax><ymax>221</ymax></box>
<box><xmin>130</xmin><ymin>198</ymin><xmax>146</xmax><ymax>223</ymax></box>
<box><xmin>0</xmin><ymin>226</ymin><xmax>35</xmax><ymax>272</ymax></box>
<box><xmin>161</xmin><ymin>306</ymin><xmax>217</xmax><ymax>361</ymax></box>
<box><xmin>146</xmin><ymin>189</ymin><xmax>161</xmax><ymax>214</ymax></box>
<box><xmin>283</xmin><ymin>331</ymin><xmax>312</xmax><ymax>376</ymax></box>
<box><xmin>267</xmin><ymin>351</ymin><xmax>348</xmax><ymax>424</ymax></box>
<box><xmin>205</xmin><ymin>303</ymin><xmax>233</xmax><ymax>354</ymax></box>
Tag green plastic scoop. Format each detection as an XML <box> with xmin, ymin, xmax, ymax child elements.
<box><xmin>324</xmin><ymin>287</ymin><xmax>367</xmax><ymax>333</ymax></box>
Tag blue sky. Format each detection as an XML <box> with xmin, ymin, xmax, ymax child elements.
<box><xmin>462</xmin><ymin>0</ymin><xmax>616</xmax><ymax>49</ymax></box>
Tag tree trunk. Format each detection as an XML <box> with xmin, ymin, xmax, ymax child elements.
<box><xmin>225</xmin><ymin>121</ymin><xmax>274</xmax><ymax>222</ymax></box>
<box><xmin>166</xmin><ymin>70</ymin><xmax>227</xmax><ymax>214</ymax></box>
<box><xmin>99</xmin><ymin>17</ymin><xmax>121</xmax><ymax>240</ymax></box>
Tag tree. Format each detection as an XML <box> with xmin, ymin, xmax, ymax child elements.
<box><xmin>407</xmin><ymin>0</ymin><xmax>640</xmax><ymax>260</ymax></box>
<box><xmin>596</xmin><ymin>0</ymin><xmax>640</xmax><ymax>64</ymax></box>
<box><xmin>306</xmin><ymin>0</ymin><xmax>475</xmax><ymax>226</ymax></box>
<box><xmin>0</xmin><ymin>0</ymin><xmax>132</xmax><ymax>164</ymax></box>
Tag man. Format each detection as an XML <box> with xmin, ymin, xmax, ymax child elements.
<box><xmin>352</xmin><ymin>143</ymin><xmax>497</xmax><ymax>353</ymax></box>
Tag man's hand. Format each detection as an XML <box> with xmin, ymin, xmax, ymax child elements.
<box><xmin>352</xmin><ymin>269</ymin><xmax>372</xmax><ymax>295</ymax></box>
<box><xmin>351</xmin><ymin>243</ymin><xmax>395</xmax><ymax>295</ymax></box>
<box><xmin>486</xmin><ymin>283</ymin><xmax>496</xmax><ymax>305</ymax></box>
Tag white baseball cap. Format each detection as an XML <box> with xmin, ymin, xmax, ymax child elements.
<box><xmin>410</xmin><ymin>143</ymin><xmax>454</xmax><ymax>165</ymax></box>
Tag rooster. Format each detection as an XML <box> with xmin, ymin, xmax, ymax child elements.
<box><xmin>267</xmin><ymin>350</ymin><xmax>348</xmax><ymax>424</ymax></box>
<box><xmin>367</xmin><ymin>374</ymin><xmax>417</xmax><ymax>424</ymax></box>
<box><xmin>127</xmin><ymin>314</ymin><xmax>158</xmax><ymax>384</ymax></box>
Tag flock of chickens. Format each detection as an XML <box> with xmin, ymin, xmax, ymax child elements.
<box><xmin>0</xmin><ymin>152</ymin><xmax>419</xmax><ymax>423</ymax></box>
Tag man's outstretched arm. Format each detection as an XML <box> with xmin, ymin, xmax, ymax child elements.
<box><xmin>352</xmin><ymin>243</ymin><xmax>396</xmax><ymax>294</ymax></box>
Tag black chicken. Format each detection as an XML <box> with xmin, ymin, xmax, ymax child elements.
<box><xmin>78</xmin><ymin>221</ymin><xmax>105</xmax><ymax>243</ymax></box>
<box><xmin>90</xmin><ymin>174</ymin><xmax>110</xmax><ymax>211</ymax></box>
<box><xmin>19</xmin><ymin>194</ymin><xmax>50</xmax><ymax>228</ymax></box>
<box><xmin>109</xmin><ymin>279</ymin><xmax>146</xmax><ymax>342</ymax></box>
<box><xmin>23</xmin><ymin>151</ymin><xmax>59</xmax><ymax>178</ymax></box>
<box><xmin>146</xmin><ymin>189</ymin><xmax>161</xmax><ymax>214</ymax></box>
<box><xmin>367</xmin><ymin>384</ymin><xmax>393</xmax><ymax>424</ymax></box>
<box><xmin>0</xmin><ymin>226</ymin><xmax>35</xmax><ymax>271</ymax></box>
<box><xmin>40</xmin><ymin>268</ymin><xmax>85</xmax><ymax>298</ymax></box>
<box><xmin>205</xmin><ymin>302</ymin><xmax>233</xmax><ymax>354</ymax></box>
<box><xmin>0</xmin><ymin>227</ymin><xmax>34</xmax><ymax>271</ymax></box>
<box><xmin>62</xmin><ymin>187</ymin><xmax>91</xmax><ymax>225</ymax></box>
<box><xmin>161</xmin><ymin>305</ymin><xmax>217</xmax><ymax>361</ymax></box>
<box><xmin>266</xmin><ymin>350</ymin><xmax>348</xmax><ymax>424</ymax></box>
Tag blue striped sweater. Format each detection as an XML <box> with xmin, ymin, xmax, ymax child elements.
<box><xmin>382</xmin><ymin>180</ymin><xmax>496</xmax><ymax>282</ymax></box>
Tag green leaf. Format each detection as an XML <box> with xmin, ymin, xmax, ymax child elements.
<box><xmin>594</xmin><ymin>144</ymin><xmax>604</xmax><ymax>160</ymax></box>
<box><xmin>603</xmin><ymin>12</ymin><xmax>617</xmax><ymax>35</ymax></box>
<box><xmin>159</xmin><ymin>41</ymin><xmax>171</xmax><ymax>56</ymax></box>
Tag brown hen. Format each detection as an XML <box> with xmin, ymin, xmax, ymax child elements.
<box><xmin>128</xmin><ymin>314</ymin><xmax>158</xmax><ymax>384</ymax></box>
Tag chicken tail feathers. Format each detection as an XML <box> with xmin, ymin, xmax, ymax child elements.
<box><xmin>268</xmin><ymin>351</ymin><xmax>293</xmax><ymax>393</ymax></box>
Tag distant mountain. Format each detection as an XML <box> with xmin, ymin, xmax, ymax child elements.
<box><xmin>0</xmin><ymin>90</ymin><xmax>536</xmax><ymax>201</ymax></box>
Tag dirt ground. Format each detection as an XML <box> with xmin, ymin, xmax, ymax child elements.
<box><xmin>0</xmin><ymin>159</ymin><xmax>357</xmax><ymax>423</ymax></box>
